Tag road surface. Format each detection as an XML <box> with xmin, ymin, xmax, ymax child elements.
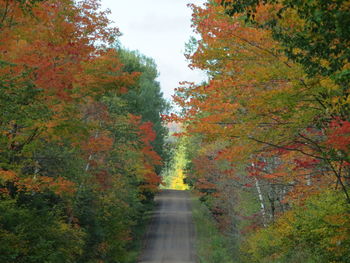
<box><xmin>138</xmin><ymin>190</ymin><xmax>196</xmax><ymax>263</ymax></box>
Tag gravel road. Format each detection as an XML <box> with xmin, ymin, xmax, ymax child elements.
<box><xmin>138</xmin><ymin>190</ymin><xmax>196</xmax><ymax>263</ymax></box>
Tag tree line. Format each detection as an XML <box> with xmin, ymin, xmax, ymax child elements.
<box><xmin>167</xmin><ymin>1</ymin><xmax>350</xmax><ymax>262</ymax></box>
<box><xmin>0</xmin><ymin>0</ymin><xmax>168</xmax><ymax>262</ymax></box>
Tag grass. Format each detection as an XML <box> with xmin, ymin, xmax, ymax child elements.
<box><xmin>191</xmin><ymin>196</ymin><xmax>235</xmax><ymax>263</ymax></box>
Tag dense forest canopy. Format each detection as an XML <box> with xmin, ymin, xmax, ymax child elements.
<box><xmin>166</xmin><ymin>0</ymin><xmax>350</xmax><ymax>262</ymax></box>
<box><xmin>0</xmin><ymin>0</ymin><xmax>168</xmax><ymax>262</ymax></box>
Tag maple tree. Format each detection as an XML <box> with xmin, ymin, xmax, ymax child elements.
<box><xmin>0</xmin><ymin>1</ymin><xmax>168</xmax><ymax>262</ymax></box>
<box><xmin>167</xmin><ymin>0</ymin><xmax>350</xmax><ymax>262</ymax></box>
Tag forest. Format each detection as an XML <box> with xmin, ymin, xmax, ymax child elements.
<box><xmin>167</xmin><ymin>0</ymin><xmax>350</xmax><ymax>262</ymax></box>
<box><xmin>0</xmin><ymin>0</ymin><xmax>169</xmax><ymax>262</ymax></box>
<box><xmin>1</xmin><ymin>0</ymin><xmax>350</xmax><ymax>262</ymax></box>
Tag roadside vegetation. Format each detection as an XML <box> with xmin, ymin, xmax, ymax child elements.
<box><xmin>192</xmin><ymin>196</ymin><xmax>234</xmax><ymax>263</ymax></box>
<box><xmin>0</xmin><ymin>1</ymin><xmax>168</xmax><ymax>262</ymax></box>
<box><xmin>124</xmin><ymin>201</ymin><xmax>156</xmax><ymax>263</ymax></box>
<box><xmin>166</xmin><ymin>0</ymin><xmax>350</xmax><ymax>262</ymax></box>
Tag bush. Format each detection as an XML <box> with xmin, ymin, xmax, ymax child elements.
<box><xmin>192</xmin><ymin>197</ymin><xmax>235</xmax><ymax>263</ymax></box>
<box><xmin>0</xmin><ymin>199</ymin><xmax>85</xmax><ymax>263</ymax></box>
<box><xmin>242</xmin><ymin>190</ymin><xmax>350</xmax><ymax>263</ymax></box>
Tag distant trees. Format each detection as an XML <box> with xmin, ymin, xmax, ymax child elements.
<box><xmin>118</xmin><ymin>49</ymin><xmax>170</xmax><ymax>168</ymax></box>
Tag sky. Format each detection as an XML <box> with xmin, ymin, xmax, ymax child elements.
<box><xmin>100</xmin><ymin>0</ymin><xmax>206</xmax><ymax>101</ymax></box>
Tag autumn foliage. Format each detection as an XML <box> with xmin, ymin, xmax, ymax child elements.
<box><xmin>0</xmin><ymin>1</ymin><xmax>167</xmax><ymax>262</ymax></box>
<box><xmin>169</xmin><ymin>0</ymin><xmax>350</xmax><ymax>262</ymax></box>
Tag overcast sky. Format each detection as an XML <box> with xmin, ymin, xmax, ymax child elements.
<box><xmin>100</xmin><ymin>0</ymin><xmax>206</xmax><ymax>101</ymax></box>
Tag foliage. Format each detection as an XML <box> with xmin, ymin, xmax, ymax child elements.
<box><xmin>0</xmin><ymin>0</ymin><xmax>167</xmax><ymax>261</ymax></box>
<box><xmin>192</xmin><ymin>196</ymin><xmax>235</xmax><ymax>263</ymax></box>
<box><xmin>222</xmin><ymin>0</ymin><xmax>350</xmax><ymax>81</ymax></box>
<box><xmin>166</xmin><ymin>0</ymin><xmax>350</xmax><ymax>262</ymax></box>
<box><xmin>242</xmin><ymin>190</ymin><xmax>350</xmax><ymax>263</ymax></box>
<box><xmin>0</xmin><ymin>198</ymin><xmax>85</xmax><ymax>263</ymax></box>
<box><xmin>161</xmin><ymin>135</ymin><xmax>189</xmax><ymax>190</ymax></box>
<box><xmin>118</xmin><ymin>49</ymin><xmax>170</xmax><ymax>165</ymax></box>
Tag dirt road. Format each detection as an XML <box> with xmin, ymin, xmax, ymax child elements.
<box><xmin>138</xmin><ymin>190</ymin><xmax>196</xmax><ymax>263</ymax></box>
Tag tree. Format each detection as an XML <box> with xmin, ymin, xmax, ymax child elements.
<box><xmin>167</xmin><ymin>1</ymin><xmax>350</xmax><ymax>261</ymax></box>
<box><xmin>0</xmin><ymin>1</ymin><xmax>167</xmax><ymax>262</ymax></box>
<box><xmin>118</xmin><ymin>49</ymin><xmax>170</xmax><ymax>161</ymax></box>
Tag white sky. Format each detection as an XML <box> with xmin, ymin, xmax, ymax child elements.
<box><xmin>100</xmin><ymin>0</ymin><xmax>206</xmax><ymax>101</ymax></box>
